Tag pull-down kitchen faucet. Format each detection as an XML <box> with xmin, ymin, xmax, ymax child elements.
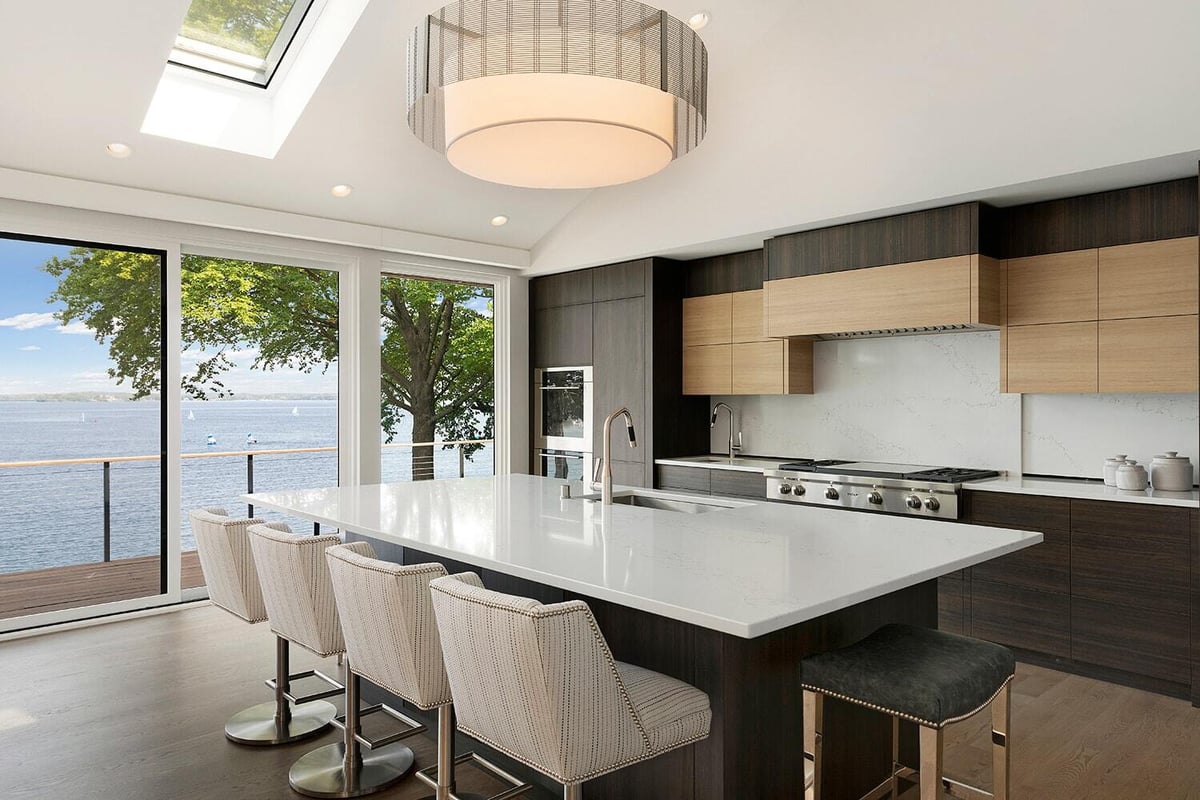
<box><xmin>592</xmin><ymin>407</ymin><xmax>637</xmax><ymax>504</ymax></box>
<box><xmin>711</xmin><ymin>402</ymin><xmax>742</xmax><ymax>458</ymax></box>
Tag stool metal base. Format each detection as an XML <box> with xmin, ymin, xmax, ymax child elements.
<box><xmin>289</xmin><ymin>741</ymin><xmax>415</xmax><ymax>799</ymax></box>
<box><xmin>225</xmin><ymin>699</ymin><xmax>337</xmax><ymax>746</ymax></box>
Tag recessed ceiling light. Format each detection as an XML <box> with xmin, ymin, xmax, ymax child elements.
<box><xmin>687</xmin><ymin>11</ymin><xmax>710</xmax><ymax>30</ymax></box>
<box><xmin>105</xmin><ymin>142</ymin><xmax>132</xmax><ymax>159</ymax></box>
<box><xmin>330</xmin><ymin>184</ymin><xmax>353</xmax><ymax>197</ymax></box>
<box><xmin>490</xmin><ymin>215</ymin><xmax>509</xmax><ymax>227</ymax></box>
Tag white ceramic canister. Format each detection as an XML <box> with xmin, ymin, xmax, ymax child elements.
<box><xmin>1150</xmin><ymin>452</ymin><xmax>1194</xmax><ymax>492</ymax></box>
<box><xmin>1103</xmin><ymin>454</ymin><xmax>1128</xmax><ymax>486</ymax></box>
<box><xmin>1116</xmin><ymin>459</ymin><xmax>1149</xmax><ymax>491</ymax></box>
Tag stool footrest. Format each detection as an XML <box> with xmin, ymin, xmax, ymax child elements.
<box><xmin>416</xmin><ymin>752</ymin><xmax>533</xmax><ymax>800</ymax></box>
<box><xmin>264</xmin><ymin>669</ymin><xmax>344</xmax><ymax>705</ymax></box>
<box><xmin>332</xmin><ymin>703</ymin><xmax>427</xmax><ymax>750</ymax></box>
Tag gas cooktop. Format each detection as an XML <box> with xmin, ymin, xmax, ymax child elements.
<box><xmin>764</xmin><ymin>459</ymin><xmax>999</xmax><ymax>518</ymax></box>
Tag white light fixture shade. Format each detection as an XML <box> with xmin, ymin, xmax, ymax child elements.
<box><xmin>409</xmin><ymin>0</ymin><xmax>707</xmax><ymax>190</ymax></box>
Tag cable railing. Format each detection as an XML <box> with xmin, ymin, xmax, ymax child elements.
<box><xmin>0</xmin><ymin>439</ymin><xmax>493</xmax><ymax>564</ymax></box>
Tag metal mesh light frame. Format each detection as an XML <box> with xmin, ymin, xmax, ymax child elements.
<box><xmin>407</xmin><ymin>0</ymin><xmax>708</xmax><ymax>168</ymax></box>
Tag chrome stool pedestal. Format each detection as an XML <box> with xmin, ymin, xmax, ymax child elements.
<box><xmin>413</xmin><ymin>706</ymin><xmax>524</xmax><ymax>800</ymax></box>
<box><xmin>225</xmin><ymin>635</ymin><xmax>338</xmax><ymax>746</ymax></box>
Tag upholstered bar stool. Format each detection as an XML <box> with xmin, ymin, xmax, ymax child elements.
<box><xmin>188</xmin><ymin>508</ymin><xmax>337</xmax><ymax>746</ymax></box>
<box><xmin>325</xmin><ymin>544</ymin><xmax>521</xmax><ymax>800</ymax></box>
<box><xmin>249</xmin><ymin>523</ymin><xmax>418</xmax><ymax>798</ymax></box>
<box><xmin>429</xmin><ymin>573</ymin><xmax>713</xmax><ymax>800</ymax></box>
<box><xmin>801</xmin><ymin>624</ymin><xmax>1014</xmax><ymax>800</ymax></box>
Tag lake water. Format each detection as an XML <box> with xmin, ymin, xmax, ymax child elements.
<box><xmin>0</xmin><ymin>400</ymin><xmax>493</xmax><ymax>574</ymax></box>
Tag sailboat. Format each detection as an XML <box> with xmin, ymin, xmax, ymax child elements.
<box><xmin>187</xmin><ymin>409</ymin><xmax>195</xmax><ymax>421</ymax></box>
<box><xmin>292</xmin><ymin>407</ymin><xmax>299</xmax><ymax>416</ymax></box>
<box><xmin>80</xmin><ymin>412</ymin><xmax>85</xmax><ymax>423</ymax></box>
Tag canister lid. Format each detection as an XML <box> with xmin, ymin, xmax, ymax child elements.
<box><xmin>1152</xmin><ymin>451</ymin><xmax>1188</xmax><ymax>462</ymax></box>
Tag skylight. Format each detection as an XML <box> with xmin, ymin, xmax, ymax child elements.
<box><xmin>169</xmin><ymin>0</ymin><xmax>317</xmax><ymax>87</ymax></box>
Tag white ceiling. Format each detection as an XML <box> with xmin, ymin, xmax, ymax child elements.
<box><xmin>1</xmin><ymin>0</ymin><xmax>1197</xmax><ymax>273</ymax></box>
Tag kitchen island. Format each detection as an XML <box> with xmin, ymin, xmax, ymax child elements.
<box><xmin>247</xmin><ymin>475</ymin><xmax>1041</xmax><ymax>800</ymax></box>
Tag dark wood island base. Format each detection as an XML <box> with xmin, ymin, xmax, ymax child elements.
<box><xmin>349</xmin><ymin>534</ymin><xmax>936</xmax><ymax>800</ymax></box>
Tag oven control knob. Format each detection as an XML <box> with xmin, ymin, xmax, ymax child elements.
<box><xmin>905</xmin><ymin>494</ymin><xmax>922</xmax><ymax>509</ymax></box>
<box><xmin>923</xmin><ymin>495</ymin><xmax>941</xmax><ymax>511</ymax></box>
<box><xmin>793</xmin><ymin>484</ymin><xmax>806</xmax><ymax>496</ymax></box>
<box><xmin>824</xmin><ymin>486</ymin><xmax>839</xmax><ymax>500</ymax></box>
<box><xmin>867</xmin><ymin>490</ymin><xmax>884</xmax><ymax>505</ymax></box>
<box><xmin>778</xmin><ymin>483</ymin><xmax>793</xmax><ymax>495</ymax></box>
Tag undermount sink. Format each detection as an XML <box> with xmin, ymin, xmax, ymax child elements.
<box><xmin>578</xmin><ymin>489</ymin><xmax>749</xmax><ymax>514</ymax></box>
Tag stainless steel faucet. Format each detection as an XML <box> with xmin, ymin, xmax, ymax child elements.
<box><xmin>711</xmin><ymin>402</ymin><xmax>742</xmax><ymax>458</ymax></box>
<box><xmin>592</xmin><ymin>407</ymin><xmax>638</xmax><ymax>504</ymax></box>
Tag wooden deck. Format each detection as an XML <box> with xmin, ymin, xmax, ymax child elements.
<box><xmin>0</xmin><ymin>550</ymin><xmax>204</xmax><ymax>620</ymax></box>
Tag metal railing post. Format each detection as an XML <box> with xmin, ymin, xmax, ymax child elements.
<box><xmin>103</xmin><ymin>461</ymin><xmax>111</xmax><ymax>562</ymax></box>
<box><xmin>247</xmin><ymin>454</ymin><xmax>254</xmax><ymax>518</ymax></box>
<box><xmin>458</xmin><ymin>444</ymin><xmax>466</xmax><ymax>478</ymax></box>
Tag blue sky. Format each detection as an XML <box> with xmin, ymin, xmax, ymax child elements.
<box><xmin>0</xmin><ymin>237</ymin><xmax>335</xmax><ymax>395</ymax></box>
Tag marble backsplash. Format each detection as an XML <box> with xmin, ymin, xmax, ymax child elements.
<box><xmin>708</xmin><ymin>331</ymin><xmax>1199</xmax><ymax>480</ymax></box>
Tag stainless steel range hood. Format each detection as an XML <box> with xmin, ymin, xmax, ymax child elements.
<box><xmin>814</xmin><ymin>323</ymin><xmax>986</xmax><ymax>340</ymax></box>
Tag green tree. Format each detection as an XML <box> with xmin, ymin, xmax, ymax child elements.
<box><xmin>179</xmin><ymin>0</ymin><xmax>296</xmax><ymax>59</ymax></box>
<box><xmin>44</xmin><ymin>249</ymin><xmax>494</xmax><ymax>481</ymax></box>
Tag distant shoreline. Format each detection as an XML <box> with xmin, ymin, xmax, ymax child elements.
<box><xmin>0</xmin><ymin>393</ymin><xmax>338</xmax><ymax>402</ymax></box>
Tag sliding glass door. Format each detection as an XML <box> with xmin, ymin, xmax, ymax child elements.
<box><xmin>0</xmin><ymin>234</ymin><xmax>166</xmax><ymax>626</ymax></box>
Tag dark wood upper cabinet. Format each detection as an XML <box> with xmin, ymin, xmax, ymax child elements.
<box><xmin>765</xmin><ymin>203</ymin><xmax>991</xmax><ymax>280</ymax></box>
<box><xmin>593</xmin><ymin>259</ymin><xmax>649</xmax><ymax>302</ymax></box>
<box><xmin>592</xmin><ymin>296</ymin><xmax>647</xmax><ymax>472</ymax></box>
<box><xmin>531</xmin><ymin>270</ymin><xmax>593</xmax><ymax>309</ymax></box>
<box><xmin>531</xmin><ymin>304</ymin><xmax>592</xmax><ymax>368</ymax></box>
<box><xmin>682</xmin><ymin>249</ymin><xmax>766</xmax><ymax>297</ymax></box>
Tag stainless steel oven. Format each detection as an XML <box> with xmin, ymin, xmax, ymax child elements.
<box><xmin>535</xmin><ymin>449</ymin><xmax>592</xmax><ymax>482</ymax></box>
<box><xmin>534</xmin><ymin>366</ymin><xmax>593</xmax><ymax>453</ymax></box>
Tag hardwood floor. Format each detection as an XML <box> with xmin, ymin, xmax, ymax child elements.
<box><xmin>2</xmin><ymin>604</ymin><xmax>1199</xmax><ymax>799</ymax></box>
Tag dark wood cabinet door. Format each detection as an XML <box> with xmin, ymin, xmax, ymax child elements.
<box><xmin>655</xmin><ymin>465</ymin><xmax>711</xmax><ymax>494</ymax></box>
<box><xmin>591</xmin><ymin>298</ymin><xmax>646</xmax><ymax>467</ymax></box>
<box><xmin>531</xmin><ymin>271</ymin><xmax>592</xmax><ymax>309</ymax></box>
<box><xmin>1072</xmin><ymin>597</ymin><xmax>1190</xmax><ymax>684</ymax></box>
<box><xmin>964</xmin><ymin>490</ymin><xmax>1070</xmax><ymax>531</ymax></box>
<box><xmin>710</xmin><ymin>470</ymin><xmax>766</xmax><ymax>499</ymax></box>
<box><xmin>970</xmin><ymin>579</ymin><xmax>1070</xmax><ymax>658</ymax></box>
<box><xmin>532</xmin><ymin>304</ymin><xmax>593</xmax><ymax>368</ymax></box>
<box><xmin>593</xmin><ymin>260</ymin><xmax>648</xmax><ymax>302</ymax></box>
<box><xmin>970</xmin><ymin>526</ymin><xmax>1069</xmax><ymax>594</ymax></box>
<box><xmin>937</xmin><ymin>573</ymin><xmax>965</xmax><ymax>635</ymax></box>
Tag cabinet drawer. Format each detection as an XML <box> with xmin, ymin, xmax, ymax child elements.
<box><xmin>1098</xmin><ymin>315</ymin><xmax>1199</xmax><ymax>393</ymax></box>
<box><xmin>1098</xmin><ymin>237</ymin><xmax>1199</xmax><ymax>320</ymax></box>
<box><xmin>1072</xmin><ymin>597</ymin><xmax>1189</xmax><ymax>684</ymax></box>
<box><xmin>970</xmin><ymin>527</ymin><xmax>1068</xmax><ymax>594</ymax></box>
<box><xmin>655</xmin><ymin>465</ymin><xmax>711</xmax><ymax>494</ymax></box>
<box><xmin>1006</xmin><ymin>249</ymin><xmax>1098</xmax><ymax>325</ymax></box>
<box><xmin>710</xmin><ymin>470</ymin><xmax>767</xmax><ymax>499</ymax></box>
<box><xmin>1071</xmin><ymin>499</ymin><xmax>1190</xmax><ymax>539</ymax></box>
<box><xmin>1071</xmin><ymin>529</ymin><xmax>1188</xmax><ymax>615</ymax></box>
<box><xmin>683</xmin><ymin>344</ymin><xmax>731</xmax><ymax>395</ymax></box>
<box><xmin>1006</xmin><ymin>321</ymin><xmax>1098</xmax><ymax>393</ymax></box>
<box><xmin>970</xmin><ymin>579</ymin><xmax>1069</xmax><ymax>658</ymax></box>
<box><xmin>966</xmin><ymin>491</ymin><xmax>1070</xmax><ymax>531</ymax></box>
<box><xmin>683</xmin><ymin>294</ymin><xmax>732</xmax><ymax>347</ymax></box>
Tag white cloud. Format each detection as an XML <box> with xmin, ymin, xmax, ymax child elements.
<box><xmin>58</xmin><ymin>321</ymin><xmax>94</xmax><ymax>335</ymax></box>
<box><xmin>0</xmin><ymin>312</ymin><xmax>57</xmax><ymax>330</ymax></box>
<box><xmin>17</xmin><ymin>345</ymin><xmax>41</xmax><ymax>351</ymax></box>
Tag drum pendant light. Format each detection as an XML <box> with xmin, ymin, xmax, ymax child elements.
<box><xmin>407</xmin><ymin>0</ymin><xmax>708</xmax><ymax>190</ymax></box>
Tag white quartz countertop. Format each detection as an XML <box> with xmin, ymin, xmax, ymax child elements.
<box><xmin>966</xmin><ymin>476</ymin><xmax>1199</xmax><ymax>507</ymax></box>
<box><xmin>246</xmin><ymin>475</ymin><xmax>1041</xmax><ymax>639</ymax></box>
<box><xmin>654</xmin><ymin>455</ymin><xmax>793</xmax><ymax>473</ymax></box>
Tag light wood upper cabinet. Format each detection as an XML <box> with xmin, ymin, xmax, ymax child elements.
<box><xmin>1006</xmin><ymin>250</ymin><xmax>1098</xmax><ymax>325</ymax></box>
<box><xmin>683</xmin><ymin>289</ymin><xmax>813</xmax><ymax>395</ymax></box>
<box><xmin>1098</xmin><ymin>237</ymin><xmax>1199</xmax><ymax>320</ymax></box>
<box><xmin>683</xmin><ymin>294</ymin><xmax>731</xmax><ymax>347</ymax></box>
<box><xmin>764</xmin><ymin>255</ymin><xmax>1001</xmax><ymax>337</ymax></box>
<box><xmin>731</xmin><ymin>290</ymin><xmax>767</xmax><ymax>342</ymax></box>
<box><xmin>1007</xmin><ymin>322</ymin><xmax>1098</xmax><ymax>394</ymax></box>
<box><xmin>683</xmin><ymin>344</ymin><xmax>731</xmax><ymax>395</ymax></box>
<box><xmin>1099</xmin><ymin>315</ymin><xmax>1199</xmax><ymax>393</ymax></box>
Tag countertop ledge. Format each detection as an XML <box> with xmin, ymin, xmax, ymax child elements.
<box><xmin>245</xmin><ymin>475</ymin><xmax>1039</xmax><ymax>639</ymax></box>
<box><xmin>656</xmin><ymin>457</ymin><xmax>1199</xmax><ymax>508</ymax></box>
<box><xmin>966</xmin><ymin>476</ymin><xmax>1199</xmax><ymax>507</ymax></box>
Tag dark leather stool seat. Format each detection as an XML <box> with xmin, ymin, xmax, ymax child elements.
<box><xmin>800</xmin><ymin>624</ymin><xmax>1014</xmax><ymax>800</ymax></box>
<box><xmin>801</xmin><ymin>624</ymin><xmax>1015</xmax><ymax>727</ymax></box>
